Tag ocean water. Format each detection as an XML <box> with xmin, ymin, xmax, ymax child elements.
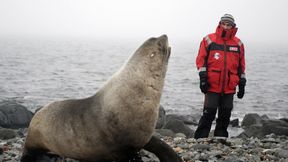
<box><xmin>0</xmin><ymin>37</ymin><xmax>288</xmax><ymax>121</ymax></box>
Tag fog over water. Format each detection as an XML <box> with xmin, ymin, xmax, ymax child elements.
<box><xmin>0</xmin><ymin>37</ymin><xmax>287</xmax><ymax>121</ymax></box>
<box><xmin>0</xmin><ymin>0</ymin><xmax>288</xmax><ymax>44</ymax></box>
<box><xmin>0</xmin><ymin>0</ymin><xmax>288</xmax><ymax>121</ymax></box>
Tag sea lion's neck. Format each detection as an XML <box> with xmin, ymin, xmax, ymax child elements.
<box><xmin>99</xmin><ymin>64</ymin><xmax>163</xmax><ymax>112</ymax></box>
<box><xmin>91</xmin><ymin>66</ymin><xmax>161</xmax><ymax>136</ymax></box>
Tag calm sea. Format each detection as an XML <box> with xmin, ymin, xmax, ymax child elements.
<box><xmin>1</xmin><ymin>37</ymin><xmax>288</xmax><ymax>121</ymax></box>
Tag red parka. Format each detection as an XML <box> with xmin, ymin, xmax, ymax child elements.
<box><xmin>196</xmin><ymin>23</ymin><xmax>245</xmax><ymax>94</ymax></box>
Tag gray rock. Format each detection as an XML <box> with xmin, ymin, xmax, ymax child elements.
<box><xmin>155</xmin><ymin>105</ymin><xmax>166</xmax><ymax>129</ymax></box>
<box><xmin>166</xmin><ymin>114</ymin><xmax>198</xmax><ymax>125</ymax></box>
<box><xmin>180</xmin><ymin>152</ymin><xmax>193</xmax><ymax>161</ymax></box>
<box><xmin>152</xmin><ymin>131</ymin><xmax>163</xmax><ymax>139</ymax></box>
<box><xmin>261</xmin><ymin>137</ymin><xmax>279</xmax><ymax>143</ymax></box>
<box><xmin>279</xmin><ymin>159</ymin><xmax>288</xmax><ymax>162</ymax></box>
<box><xmin>209</xmin><ymin>150</ymin><xmax>223</xmax><ymax>158</ymax></box>
<box><xmin>238</xmin><ymin>124</ymin><xmax>264</xmax><ymax>138</ymax></box>
<box><xmin>155</xmin><ymin>129</ymin><xmax>175</xmax><ymax>137</ymax></box>
<box><xmin>0</xmin><ymin>128</ymin><xmax>17</xmax><ymax>140</ymax></box>
<box><xmin>264</xmin><ymin>154</ymin><xmax>279</xmax><ymax>161</ymax></box>
<box><xmin>199</xmin><ymin>153</ymin><xmax>209</xmax><ymax>161</ymax></box>
<box><xmin>248</xmin><ymin>155</ymin><xmax>261</xmax><ymax>162</ymax></box>
<box><xmin>17</xmin><ymin>128</ymin><xmax>28</xmax><ymax>137</ymax></box>
<box><xmin>191</xmin><ymin>144</ymin><xmax>210</xmax><ymax>150</ymax></box>
<box><xmin>229</xmin><ymin>138</ymin><xmax>243</xmax><ymax>146</ymax></box>
<box><xmin>230</xmin><ymin>118</ymin><xmax>239</xmax><ymax>127</ymax></box>
<box><xmin>163</xmin><ymin>119</ymin><xmax>194</xmax><ymax>138</ymax></box>
<box><xmin>275</xmin><ymin>149</ymin><xmax>288</xmax><ymax>158</ymax></box>
<box><xmin>176</xmin><ymin>143</ymin><xmax>189</xmax><ymax>149</ymax></box>
<box><xmin>240</xmin><ymin>117</ymin><xmax>288</xmax><ymax>138</ymax></box>
<box><xmin>223</xmin><ymin>156</ymin><xmax>245</xmax><ymax>162</ymax></box>
<box><xmin>175</xmin><ymin>133</ymin><xmax>186</xmax><ymax>138</ymax></box>
<box><xmin>261</xmin><ymin>114</ymin><xmax>270</xmax><ymax>120</ymax></box>
<box><xmin>280</xmin><ymin>118</ymin><xmax>288</xmax><ymax>123</ymax></box>
<box><xmin>241</xmin><ymin>113</ymin><xmax>262</xmax><ymax>127</ymax></box>
<box><xmin>261</xmin><ymin>119</ymin><xmax>288</xmax><ymax>136</ymax></box>
<box><xmin>0</xmin><ymin>155</ymin><xmax>3</xmax><ymax>162</ymax></box>
<box><xmin>0</xmin><ymin>101</ymin><xmax>34</xmax><ymax>128</ymax></box>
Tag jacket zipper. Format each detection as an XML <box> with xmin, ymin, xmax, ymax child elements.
<box><xmin>221</xmin><ymin>41</ymin><xmax>227</xmax><ymax>95</ymax></box>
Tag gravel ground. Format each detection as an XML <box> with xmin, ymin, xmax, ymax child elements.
<box><xmin>1</xmin><ymin>133</ymin><xmax>288</xmax><ymax>162</ymax></box>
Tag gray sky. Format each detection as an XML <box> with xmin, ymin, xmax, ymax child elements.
<box><xmin>0</xmin><ymin>0</ymin><xmax>287</xmax><ymax>43</ymax></box>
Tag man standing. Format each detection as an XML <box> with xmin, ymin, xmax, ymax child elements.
<box><xmin>194</xmin><ymin>14</ymin><xmax>246</xmax><ymax>139</ymax></box>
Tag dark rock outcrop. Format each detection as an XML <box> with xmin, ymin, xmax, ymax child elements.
<box><xmin>166</xmin><ymin>114</ymin><xmax>198</xmax><ymax>125</ymax></box>
<box><xmin>163</xmin><ymin>119</ymin><xmax>194</xmax><ymax>138</ymax></box>
<box><xmin>0</xmin><ymin>101</ymin><xmax>33</xmax><ymax>128</ymax></box>
<box><xmin>0</xmin><ymin>128</ymin><xmax>17</xmax><ymax>140</ymax></box>
<box><xmin>241</xmin><ymin>113</ymin><xmax>263</xmax><ymax>127</ymax></box>
<box><xmin>230</xmin><ymin>118</ymin><xmax>239</xmax><ymax>127</ymax></box>
<box><xmin>239</xmin><ymin>113</ymin><xmax>288</xmax><ymax>138</ymax></box>
<box><xmin>155</xmin><ymin>129</ymin><xmax>175</xmax><ymax>137</ymax></box>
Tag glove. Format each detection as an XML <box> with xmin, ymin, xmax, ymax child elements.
<box><xmin>199</xmin><ymin>70</ymin><xmax>209</xmax><ymax>94</ymax></box>
<box><xmin>237</xmin><ymin>78</ymin><xmax>246</xmax><ymax>99</ymax></box>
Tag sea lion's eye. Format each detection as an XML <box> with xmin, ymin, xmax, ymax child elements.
<box><xmin>150</xmin><ymin>52</ymin><xmax>156</xmax><ymax>58</ymax></box>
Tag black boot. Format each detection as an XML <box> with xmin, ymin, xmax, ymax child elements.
<box><xmin>194</xmin><ymin>107</ymin><xmax>217</xmax><ymax>139</ymax></box>
<box><xmin>214</xmin><ymin>107</ymin><xmax>232</xmax><ymax>137</ymax></box>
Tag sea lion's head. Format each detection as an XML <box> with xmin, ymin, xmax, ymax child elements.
<box><xmin>103</xmin><ymin>35</ymin><xmax>171</xmax><ymax>107</ymax></box>
<box><xmin>127</xmin><ymin>35</ymin><xmax>171</xmax><ymax>84</ymax></box>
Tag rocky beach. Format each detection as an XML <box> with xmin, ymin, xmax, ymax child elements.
<box><xmin>1</xmin><ymin>101</ymin><xmax>288</xmax><ymax>162</ymax></box>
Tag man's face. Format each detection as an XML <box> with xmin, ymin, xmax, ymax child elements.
<box><xmin>221</xmin><ymin>21</ymin><xmax>233</xmax><ymax>30</ymax></box>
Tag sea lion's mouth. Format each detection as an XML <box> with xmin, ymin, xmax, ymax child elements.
<box><xmin>167</xmin><ymin>46</ymin><xmax>171</xmax><ymax>59</ymax></box>
<box><xmin>157</xmin><ymin>34</ymin><xmax>170</xmax><ymax>60</ymax></box>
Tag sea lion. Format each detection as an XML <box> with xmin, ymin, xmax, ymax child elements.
<box><xmin>21</xmin><ymin>35</ymin><xmax>179</xmax><ymax>162</ymax></box>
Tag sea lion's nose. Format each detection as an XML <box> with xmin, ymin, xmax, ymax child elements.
<box><xmin>158</xmin><ymin>34</ymin><xmax>168</xmax><ymax>47</ymax></box>
<box><xmin>159</xmin><ymin>34</ymin><xmax>168</xmax><ymax>40</ymax></box>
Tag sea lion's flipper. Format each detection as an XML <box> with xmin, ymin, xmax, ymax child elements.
<box><xmin>143</xmin><ymin>135</ymin><xmax>183</xmax><ymax>162</ymax></box>
<box><xmin>20</xmin><ymin>148</ymin><xmax>40</xmax><ymax>162</ymax></box>
<box><xmin>20</xmin><ymin>147</ymin><xmax>55</xmax><ymax>162</ymax></box>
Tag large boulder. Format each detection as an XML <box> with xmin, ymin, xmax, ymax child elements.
<box><xmin>239</xmin><ymin>114</ymin><xmax>288</xmax><ymax>138</ymax></box>
<box><xmin>166</xmin><ymin>114</ymin><xmax>198</xmax><ymax>125</ymax></box>
<box><xmin>0</xmin><ymin>101</ymin><xmax>34</xmax><ymax>128</ymax></box>
<box><xmin>238</xmin><ymin>124</ymin><xmax>265</xmax><ymax>138</ymax></box>
<box><xmin>155</xmin><ymin>129</ymin><xmax>175</xmax><ymax>137</ymax></box>
<box><xmin>241</xmin><ymin>113</ymin><xmax>263</xmax><ymax>127</ymax></box>
<box><xmin>163</xmin><ymin>118</ymin><xmax>194</xmax><ymax>138</ymax></box>
<box><xmin>280</xmin><ymin>118</ymin><xmax>288</xmax><ymax>123</ymax></box>
<box><xmin>261</xmin><ymin>119</ymin><xmax>288</xmax><ymax>136</ymax></box>
<box><xmin>230</xmin><ymin>118</ymin><xmax>239</xmax><ymax>127</ymax></box>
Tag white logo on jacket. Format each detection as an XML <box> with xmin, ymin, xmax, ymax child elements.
<box><xmin>214</xmin><ymin>53</ymin><xmax>220</xmax><ymax>60</ymax></box>
<box><xmin>229</xmin><ymin>47</ymin><xmax>238</xmax><ymax>51</ymax></box>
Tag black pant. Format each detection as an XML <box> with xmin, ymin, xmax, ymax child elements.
<box><xmin>194</xmin><ymin>92</ymin><xmax>234</xmax><ymax>139</ymax></box>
